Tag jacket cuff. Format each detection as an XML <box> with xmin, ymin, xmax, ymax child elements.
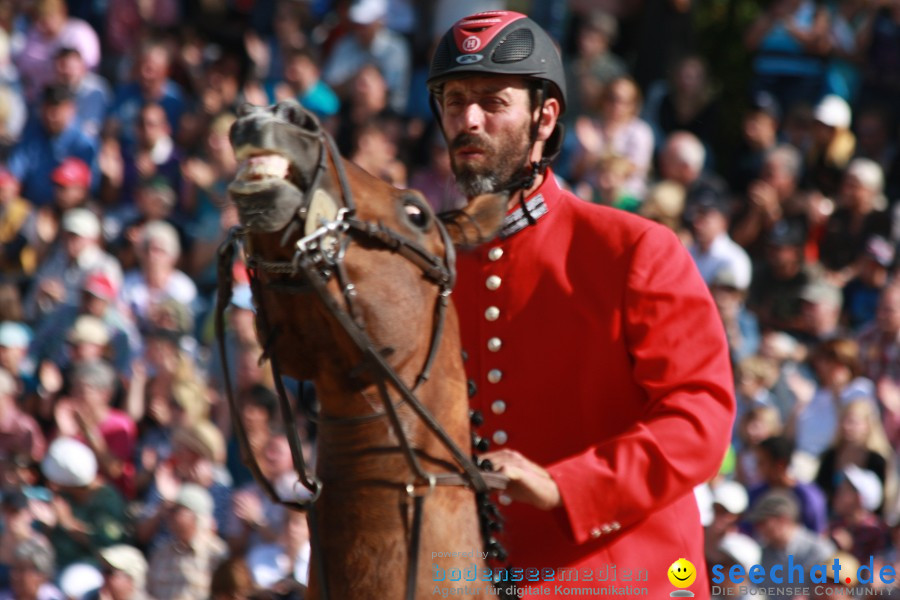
<box><xmin>547</xmin><ymin>450</ymin><xmax>621</xmax><ymax>545</ymax></box>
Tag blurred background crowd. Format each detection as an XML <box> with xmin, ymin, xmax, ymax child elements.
<box><xmin>0</xmin><ymin>0</ymin><xmax>898</xmax><ymax>598</ymax></box>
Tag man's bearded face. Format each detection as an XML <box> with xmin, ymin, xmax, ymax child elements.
<box><xmin>448</xmin><ymin>121</ymin><xmax>531</xmax><ymax>196</ymax></box>
<box><xmin>438</xmin><ymin>76</ymin><xmax>536</xmax><ymax>197</ymax></box>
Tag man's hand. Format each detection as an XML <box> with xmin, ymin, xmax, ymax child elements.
<box><xmin>479</xmin><ymin>449</ymin><xmax>561</xmax><ymax>510</ymax></box>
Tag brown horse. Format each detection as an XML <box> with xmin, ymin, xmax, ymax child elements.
<box><xmin>221</xmin><ymin>101</ymin><xmax>508</xmax><ymax>599</ymax></box>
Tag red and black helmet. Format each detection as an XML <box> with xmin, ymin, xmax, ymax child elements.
<box><xmin>427</xmin><ymin>11</ymin><xmax>567</xmax><ymax>113</ymax></box>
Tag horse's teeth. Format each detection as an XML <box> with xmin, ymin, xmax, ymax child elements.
<box><xmin>236</xmin><ymin>154</ymin><xmax>290</xmax><ymax>181</ymax></box>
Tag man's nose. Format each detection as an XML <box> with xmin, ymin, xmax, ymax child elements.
<box><xmin>461</xmin><ymin>103</ymin><xmax>485</xmax><ymax>132</ymax></box>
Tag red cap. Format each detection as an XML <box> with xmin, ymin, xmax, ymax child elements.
<box><xmin>83</xmin><ymin>272</ymin><xmax>117</xmax><ymax>300</ymax></box>
<box><xmin>52</xmin><ymin>158</ymin><xmax>92</xmax><ymax>188</ymax></box>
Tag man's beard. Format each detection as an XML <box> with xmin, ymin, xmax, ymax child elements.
<box><xmin>449</xmin><ymin>122</ymin><xmax>531</xmax><ymax>197</ymax></box>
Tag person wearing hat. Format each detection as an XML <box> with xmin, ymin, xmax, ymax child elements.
<box><xmin>688</xmin><ymin>187</ymin><xmax>752</xmax><ymax>292</ymax></box>
<box><xmin>24</xmin><ymin>206</ymin><xmax>122</xmax><ymax>321</ymax></box>
<box><xmin>797</xmin><ymin>278</ymin><xmax>846</xmax><ymax>344</ymax></box>
<box><xmin>427</xmin><ymin>10</ymin><xmax>734</xmax><ymax>598</ymax></box>
<box><xmin>65</xmin><ymin>314</ymin><xmax>110</xmax><ymax>362</ymax></box>
<box><xmin>0</xmin><ymin>538</ymin><xmax>64</xmax><ymax>600</ymax></box>
<box><xmin>322</xmin><ymin>0</ymin><xmax>410</xmax><ymax>114</ymax></box>
<box><xmin>147</xmin><ymin>483</ymin><xmax>227</xmax><ymax>600</ymax></box>
<box><xmin>0</xmin><ymin>168</ymin><xmax>36</xmax><ymax>276</ymax></box>
<box><xmin>6</xmin><ymin>83</ymin><xmax>97</xmax><ymax>207</ymax></box>
<box><xmin>31</xmin><ymin>270</ymin><xmax>139</xmax><ymax>377</ymax></box>
<box><xmin>0</xmin><ymin>321</ymin><xmax>35</xmax><ymax>396</ymax></box>
<box><xmin>82</xmin><ymin>545</ymin><xmax>150</xmax><ymax>600</ymax></box>
<box><xmin>748</xmin><ymin>488</ymin><xmax>835</xmax><ymax>599</ymax></box>
<box><xmin>805</xmin><ymin>94</ymin><xmax>856</xmax><ymax>197</ymax></box>
<box><xmin>819</xmin><ymin>158</ymin><xmax>892</xmax><ymax>276</ymax></box>
<box><xmin>829</xmin><ymin>466</ymin><xmax>889</xmax><ymax>562</ymax></box>
<box><xmin>705</xmin><ymin>481</ymin><xmax>763</xmax><ymax>600</ymax></box>
<box><xmin>136</xmin><ymin>420</ymin><xmax>231</xmax><ymax>553</ymax></box>
<box><xmin>50</xmin><ymin>156</ymin><xmax>94</xmax><ymax>216</ymax></box>
<box><xmin>709</xmin><ymin>267</ymin><xmax>761</xmax><ymax>364</ymax></box>
<box><xmin>32</xmin><ymin>437</ymin><xmax>128</xmax><ymax>571</ymax></box>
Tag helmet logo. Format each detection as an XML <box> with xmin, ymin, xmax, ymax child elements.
<box><xmin>456</xmin><ymin>54</ymin><xmax>483</xmax><ymax>64</ymax></box>
<box><xmin>462</xmin><ymin>36</ymin><xmax>481</xmax><ymax>52</ymax></box>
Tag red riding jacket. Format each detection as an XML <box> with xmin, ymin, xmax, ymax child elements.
<box><xmin>454</xmin><ymin>170</ymin><xmax>736</xmax><ymax>598</ymax></box>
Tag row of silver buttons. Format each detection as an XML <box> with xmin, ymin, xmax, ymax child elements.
<box><xmin>485</xmin><ymin>247</ymin><xmax>506</xmax><ymax>448</ymax></box>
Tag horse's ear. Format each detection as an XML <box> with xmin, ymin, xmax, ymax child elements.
<box><xmin>443</xmin><ymin>193</ymin><xmax>508</xmax><ymax>248</ymax></box>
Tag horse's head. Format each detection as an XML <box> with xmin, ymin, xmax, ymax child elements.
<box><xmin>227</xmin><ymin>101</ymin><xmax>506</xmax><ymax>402</ymax></box>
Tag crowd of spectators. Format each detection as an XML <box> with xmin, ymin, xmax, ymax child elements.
<box><xmin>0</xmin><ymin>0</ymin><xmax>898</xmax><ymax>598</ymax></box>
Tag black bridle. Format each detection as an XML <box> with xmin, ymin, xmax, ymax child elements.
<box><xmin>215</xmin><ymin>121</ymin><xmax>507</xmax><ymax>600</ymax></box>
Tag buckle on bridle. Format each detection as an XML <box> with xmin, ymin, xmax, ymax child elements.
<box><xmin>295</xmin><ymin>207</ymin><xmax>350</xmax><ymax>254</ymax></box>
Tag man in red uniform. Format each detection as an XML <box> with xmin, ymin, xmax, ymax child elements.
<box><xmin>427</xmin><ymin>11</ymin><xmax>736</xmax><ymax>598</ymax></box>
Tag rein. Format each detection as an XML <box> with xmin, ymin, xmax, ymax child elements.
<box><xmin>216</xmin><ymin>125</ymin><xmax>507</xmax><ymax>599</ymax></box>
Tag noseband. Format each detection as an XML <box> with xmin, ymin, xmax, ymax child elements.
<box><xmin>216</xmin><ymin>123</ymin><xmax>508</xmax><ymax>600</ymax></box>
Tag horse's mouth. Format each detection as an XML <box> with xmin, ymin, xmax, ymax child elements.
<box><xmin>229</xmin><ymin>148</ymin><xmax>305</xmax><ymax>232</ymax></box>
<box><xmin>234</xmin><ymin>149</ymin><xmax>292</xmax><ymax>185</ymax></box>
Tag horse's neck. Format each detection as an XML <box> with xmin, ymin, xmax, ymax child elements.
<box><xmin>307</xmin><ymin>381</ymin><xmax>492</xmax><ymax>598</ymax></box>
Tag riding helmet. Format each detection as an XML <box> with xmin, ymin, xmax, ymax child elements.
<box><xmin>427</xmin><ymin>10</ymin><xmax>567</xmax><ymax>113</ymax></box>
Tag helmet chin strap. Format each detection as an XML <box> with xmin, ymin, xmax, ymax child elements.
<box><xmin>497</xmin><ymin>81</ymin><xmax>552</xmax><ymax>226</ymax></box>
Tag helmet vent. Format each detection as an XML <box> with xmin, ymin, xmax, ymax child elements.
<box><xmin>432</xmin><ymin>38</ymin><xmax>452</xmax><ymax>73</ymax></box>
<box><xmin>492</xmin><ymin>28</ymin><xmax>534</xmax><ymax>63</ymax></box>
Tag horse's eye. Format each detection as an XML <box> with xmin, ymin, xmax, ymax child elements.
<box><xmin>404</xmin><ymin>199</ymin><xmax>431</xmax><ymax>230</ymax></box>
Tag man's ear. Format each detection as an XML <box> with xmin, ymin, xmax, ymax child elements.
<box><xmin>535</xmin><ymin>97</ymin><xmax>561</xmax><ymax>143</ymax></box>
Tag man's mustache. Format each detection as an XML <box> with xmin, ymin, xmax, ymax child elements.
<box><xmin>450</xmin><ymin>133</ymin><xmax>491</xmax><ymax>152</ymax></box>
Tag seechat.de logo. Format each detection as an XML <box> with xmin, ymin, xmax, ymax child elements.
<box><xmin>668</xmin><ymin>558</ymin><xmax>697</xmax><ymax>597</ymax></box>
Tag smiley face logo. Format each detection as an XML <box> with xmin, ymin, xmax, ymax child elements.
<box><xmin>668</xmin><ymin>558</ymin><xmax>697</xmax><ymax>588</ymax></box>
